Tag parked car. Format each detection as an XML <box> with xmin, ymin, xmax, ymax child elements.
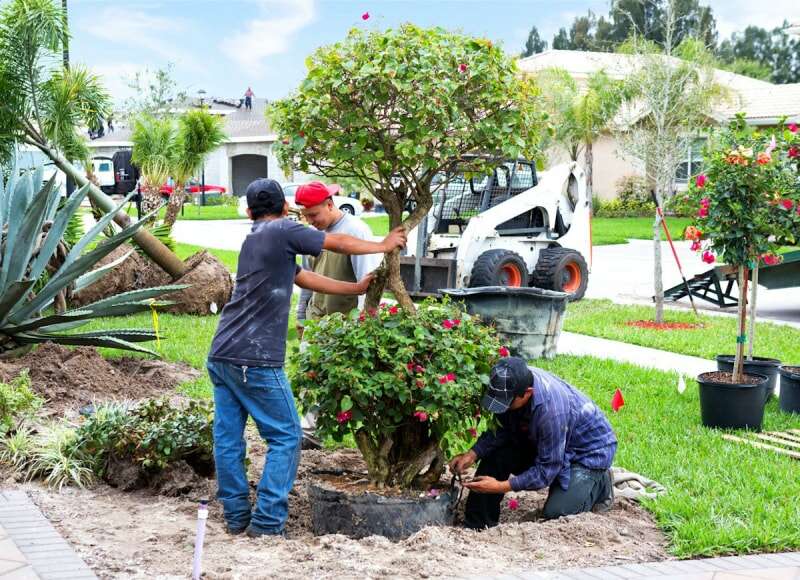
<box><xmin>160</xmin><ymin>183</ymin><xmax>227</xmax><ymax>196</ymax></box>
<box><xmin>91</xmin><ymin>157</ymin><xmax>116</xmax><ymax>194</ymax></box>
<box><xmin>237</xmin><ymin>182</ymin><xmax>362</xmax><ymax>218</ymax></box>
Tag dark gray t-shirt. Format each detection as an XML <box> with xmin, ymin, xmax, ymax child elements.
<box><xmin>208</xmin><ymin>218</ymin><xmax>325</xmax><ymax>367</ymax></box>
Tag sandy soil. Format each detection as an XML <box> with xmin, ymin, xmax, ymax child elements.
<box><xmin>11</xmin><ymin>446</ymin><xmax>669</xmax><ymax>579</ymax></box>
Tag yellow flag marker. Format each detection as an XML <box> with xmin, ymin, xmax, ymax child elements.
<box><xmin>149</xmin><ymin>300</ymin><xmax>161</xmax><ymax>350</ymax></box>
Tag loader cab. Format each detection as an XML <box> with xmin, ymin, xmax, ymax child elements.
<box><xmin>431</xmin><ymin>159</ymin><xmax>539</xmax><ymax>234</ymax></box>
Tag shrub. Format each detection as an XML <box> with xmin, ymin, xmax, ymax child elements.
<box><xmin>0</xmin><ymin>371</ymin><xmax>43</xmax><ymax>436</ymax></box>
<box><xmin>292</xmin><ymin>298</ymin><xmax>504</xmax><ymax>488</ymax></box>
<box><xmin>0</xmin><ymin>425</ymin><xmax>34</xmax><ymax>471</ymax></box>
<box><xmin>594</xmin><ymin>175</ymin><xmax>654</xmax><ymax>217</ymax></box>
<box><xmin>27</xmin><ymin>427</ymin><xmax>95</xmax><ymax>490</ymax></box>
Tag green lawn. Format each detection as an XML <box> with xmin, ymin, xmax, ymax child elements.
<box><xmin>125</xmin><ymin>204</ymin><xmax>241</xmax><ymax>221</ymax></box>
<box><xmin>174</xmin><ymin>242</ymin><xmax>240</xmax><ymax>272</ymax></box>
<box><xmin>536</xmin><ymin>356</ymin><xmax>800</xmax><ymax>558</ymax></box>
<box><xmin>564</xmin><ymin>299</ymin><xmax>800</xmax><ymax>364</ymax></box>
<box><xmin>592</xmin><ymin>216</ymin><xmax>692</xmax><ymax>246</ymax></box>
<box><xmin>365</xmin><ymin>215</ymin><xmax>390</xmax><ymax>236</ymax></box>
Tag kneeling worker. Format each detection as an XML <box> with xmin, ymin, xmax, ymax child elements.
<box><xmin>450</xmin><ymin>356</ymin><xmax>617</xmax><ymax>527</ymax></box>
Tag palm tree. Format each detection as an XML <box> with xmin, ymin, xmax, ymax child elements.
<box><xmin>130</xmin><ymin>115</ymin><xmax>178</xmax><ymax>217</ymax></box>
<box><xmin>164</xmin><ymin>109</ymin><xmax>226</xmax><ymax>227</ymax></box>
<box><xmin>0</xmin><ymin>0</ymin><xmax>187</xmax><ymax>279</ymax></box>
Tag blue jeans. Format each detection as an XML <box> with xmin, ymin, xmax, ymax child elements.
<box><xmin>206</xmin><ymin>361</ymin><xmax>302</xmax><ymax>533</ymax></box>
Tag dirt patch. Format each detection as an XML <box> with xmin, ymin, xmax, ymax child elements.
<box><xmin>699</xmin><ymin>371</ymin><xmax>764</xmax><ymax>385</ymax></box>
<box><xmin>0</xmin><ymin>343</ymin><xmax>201</xmax><ymax>416</ymax></box>
<box><xmin>782</xmin><ymin>366</ymin><xmax>800</xmax><ymax>376</ymax></box>
<box><xmin>18</xmin><ymin>444</ymin><xmax>669</xmax><ymax>579</ymax></box>
<box><xmin>625</xmin><ymin>320</ymin><xmax>704</xmax><ymax>331</ymax></box>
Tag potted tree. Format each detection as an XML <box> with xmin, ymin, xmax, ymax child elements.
<box><xmin>269</xmin><ymin>24</ymin><xmax>545</xmax><ymax>538</ymax></box>
<box><xmin>687</xmin><ymin>115</ymin><xmax>800</xmax><ymax>429</ymax></box>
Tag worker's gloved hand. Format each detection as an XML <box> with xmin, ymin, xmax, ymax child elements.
<box><xmin>449</xmin><ymin>449</ymin><xmax>478</xmax><ymax>475</ymax></box>
<box><xmin>382</xmin><ymin>227</ymin><xmax>407</xmax><ymax>252</ymax></box>
<box><xmin>354</xmin><ymin>272</ymin><xmax>376</xmax><ymax>294</ymax></box>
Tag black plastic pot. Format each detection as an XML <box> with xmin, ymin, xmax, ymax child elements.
<box><xmin>715</xmin><ymin>355</ymin><xmax>781</xmax><ymax>400</ymax></box>
<box><xmin>441</xmin><ymin>286</ymin><xmax>569</xmax><ymax>359</ymax></box>
<box><xmin>308</xmin><ymin>482</ymin><xmax>456</xmax><ymax>540</ymax></box>
<box><xmin>778</xmin><ymin>365</ymin><xmax>800</xmax><ymax>414</ymax></box>
<box><xmin>697</xmin><ymin>371</ymin><xmax>769</xmax><ymax>430</ymax></box>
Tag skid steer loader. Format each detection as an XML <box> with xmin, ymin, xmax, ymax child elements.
<box><xmin>400</xmin><ymin>158</ymin><xmax>592</xmax><ymax>300</ymax></box>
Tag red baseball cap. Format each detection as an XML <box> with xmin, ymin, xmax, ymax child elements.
<box><xmin>295</xmin><ymin>182</ymin><xmax>339</xmax><ymax>207</ymax></box>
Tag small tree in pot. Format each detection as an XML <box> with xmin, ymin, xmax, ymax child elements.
<box><xmin>268</xmin><ymin>24</ymin><xmax>546</xmax><ymax>312</ymax></box>
<box><xmin>686</xmin><ymin>115</ymin><xmax>800</xmax><ymax>427</ymax></box>
<box><xmin>293</xmin><ymin>299</ymin><xmax>504</xmax><ymax>488</ymax></box>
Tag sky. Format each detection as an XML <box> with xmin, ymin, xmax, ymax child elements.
<box><xmin>65</xmin><ymin>0</ymin><xmax>800</xmax><ymax>106</ymax></box>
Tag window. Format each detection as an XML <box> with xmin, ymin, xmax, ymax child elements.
<box><xmin>98</xmin><ymin>162</ymin><xmax>111</xmax><ymax>172</ymax></box>
<box><xmin>675</xmin><ymin>138</ymin><xmax>705</xmax><ymax>183</ymax></box>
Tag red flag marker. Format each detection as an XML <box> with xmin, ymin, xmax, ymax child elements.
<box><xmin>611</xmin><ymin>388</ymin><xmax>625</xmax><ymax>412</ymax></box>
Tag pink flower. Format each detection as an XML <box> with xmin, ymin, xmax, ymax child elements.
<box><xmin>336</xmin><ymin>410</ymin><xmax>353</xmax><ymax>424</ymax></box>
<box><xmin>702</xmin><ymin>251</ymin><xmax>716</xmax><ymax>264</ymax></box>
<box><xmin>438</xmin><ymin>373</ymin><xmax>456</xmax><ymax>384</ymax></box>
<box><xmin>508</xmin><ymin>498</ymin><xmax>520</xmax><ymax>510</ymax></box>
<box><xmin>361</xmin><ymin>11</ymin><xmax>370</xmax><ymax>20</ymax></box>
<box><xmin>498</xmin><ymin>346</ymin><xmax>510</xmax><ymax>357</ymax></box>
<box><xmin>697</xmin><ymin>207</ymin><xmax>708</xmax><ymax>218</ymax></box>
<box><xmin>368</xmin><ymin>308</ymin><xmax>377</xmax><ymax>317</ymax></box>
<box><xmin>438</xmin><ymin>375</ymin><xmax>448</xmax><ymax>384</ymax></box>
<box><xmin>413</xmin><ymin>411</ymin><xmax>428</xmax><ymax>422</ymax></box>
<box><xmin>757</xmin><ymin>151</ymin><xmax>771</xmax><ymax>165</ymax></box>
<box><xmin>762</xmin><ymin>254</ymin><xmax>781</xmax><ymax>266</ymax></box>
<box><xmin>442</xmin><ymin>319</ymin><xmax>455</xmax><ymax>329</ymax></box>
<box><xmin>789</xmin><ymin>123</ymin><xmax>798</xmax><ymax>133</ymax></box>
<box><xmin>389</xmin><ymin>305</ymin><xmax>399</xmax><ymax>315</ymax></box>
<box><xmin>358</xmin><ymin>312</ymin><xmax>366</xmax><ymax>322</ymax></box>
<box><xmin>789</xmin><ymin>147</ymin><xmax>800</xmax><ymax>159</ymax></box>
<box><xmin>690</xmin><ymin>240</ymin><xmax>702</xmax><ymax>252</ymax></box>
<box><xmin>415</xmin><ymin>364</ymin><xmax>425</xmax><ymax>373</ymax></box>
<box><xmin>695</xmin><ymin>174</ymin><xmax>707</xmax><ymax>188</ymax></box>
<box><xmin>446</xmin><ymin>372</ymin><xmax>456</xmax><ymax>382</ymax></box>
<box><xmin>467</xmin><ymin>427</ymin><xmax>478</xmax><ymax>438</ymax></box>
<box><xmin>459</xmin><ymin>63</ymin><xmax>468</xmax><ymax>73</ymax></box>
<box><xmin>380</xmin><ymin>303</ymin><xmax>388</xmax><ymax>309</ymax></box>
<box><xmin>700</xmin><ymin>198</ymin><xmax>710</xmax><ymax>208</ymax></box>
<box><xmin>780</xmin><ymin>199</ymin><xmax>794</xmax><ymax>210</ymax></box>
<box><xmin>453</xmin><ymin>319</ymin><xmax>461</xmax><ymax>326</ymax></box>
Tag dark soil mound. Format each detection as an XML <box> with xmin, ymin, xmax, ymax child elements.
<box><xmin>0</xmin><ymin>343</ymin><xmax>201</xmax><ymax>415</ymax></box>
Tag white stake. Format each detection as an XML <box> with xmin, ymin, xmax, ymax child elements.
<box><xmin>192</xmin><ymin>499</ymin><xmax>209</xmax><ymax>580</ymax></box>
<box><xmin>677</xmin><ymin>374</ymin><xmax>686</xmax><ymax>394</ymax></box>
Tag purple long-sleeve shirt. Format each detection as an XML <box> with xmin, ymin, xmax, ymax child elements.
<box><xmin>471</xmin><ymin>367</ymin><xmax>617</xmax><ymax>492</ymax></box>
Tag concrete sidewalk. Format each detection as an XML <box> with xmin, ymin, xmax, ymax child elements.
<box><xmin>558</xmin><ymin>332</ymin><xmax>715</xmax><ymax>377</ymax></box>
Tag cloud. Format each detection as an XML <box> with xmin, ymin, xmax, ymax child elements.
<box><xmin>712</xmin><ymin>0</ymin><xmax>800</xmax><ymax>39</ymax></box>
<box><xmin>221</xmin><ymin>0</ymin><xmax>316</xmax><ymax>74</ymax></box>
<box><xmin>79</xmin><ymin>8</ymin><xmax>201</xmax><ymax>72</ymax></box>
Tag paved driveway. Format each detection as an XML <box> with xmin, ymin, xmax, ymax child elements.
<box><xmin>172</xmin><ymin>220</ymin><xmax>800</xmax><ymax>325</ymax></box>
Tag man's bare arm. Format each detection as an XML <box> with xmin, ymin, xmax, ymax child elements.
<box><xmin>323</xmin><ymin>227</ymin><xmax>406</xmax><ymax>255</ymax></box>
<box><xmin>295</xmin><ymin>269</ymin><xmax>374</xmax><ymax>295</ymax></box>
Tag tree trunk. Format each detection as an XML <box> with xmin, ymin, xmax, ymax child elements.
<box><xmin>585</xmin><ymin>140</ymin><xmax>594</xmax><ymax>201</ymax></box>
<box><xmin>140</xmin><ymin>183</ymin><xmax>164</xmax><ymax>220</ymax></box>
<box><xmin>747</xmin><ymin>264</ymin><xmax>759</xmax><ymax>361</ymax></box>
<box><xmin>38</xmin><ymin>143</ymin><xmax>187</xmax><ymax>279</ymax></box>
<box><xmin>653</xmin><ymin>209</ymin><xmax>664</xmax><ymax>324</ymax></box>
<box><xmin>162</xmin><ymin>183</ymin><xmax>185</xmax><ymax>229</ymax></box>
<box><xmin>355</xmin><ymin>424</ymin><xmax>444</xmax><ymax>489</ymax></box>
<box><xmin>733</xmin><ymin>265</ymin><xmax>748</xmax><ymax>382</ymax></box>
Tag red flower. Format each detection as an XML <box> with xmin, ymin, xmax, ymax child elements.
<box><xmin>438</xmin><ymin>375</ymin><xmax>448</xmax><ymax>384</ymax></box>
<box><xmin>697</xmin><ymin>207</ymin><xmax>708</xmax><ymax>218</ymax></box>
<box><xmin>700</xmin><ymin>197</ymin><xmax>710</xmax><ymax>208</ymax></box>
<box><xmin>467</xmin><ymin>427</ymin><xmax>478</xmax><ymax>438</ymax></box>
<box><xmin>459</xmin><ymin>63</ymin><xmax>468</xmax><ymax>73</ymax></box>
<box><xmin>695</xmin><ymin>174</ymin><xmax>707</xmax><ymax>188</ymax></box>
<box><xmin>762</xmin><ymin>254</ymin><xmax>781</xmax><ymax>266</ymax></box>
<box><xmin>367</xmin><ymin>308</ymin><xmax>377</xmax><ymax>317</ymax></box>
<box><xmin>407</xmin><ymin>362</ymin><xmax>415</xmax><ymax>372</ymax></box>
<box><xmin>690</xmin><ymin>240</ymin><xmax>702</xmax><ymax>252</ymax></box>
<box><xmin>789</xmin><ymin>123</ymin><xmax>798</xmax><ymax>133</ymax></box>
<box><xmin>780</xmin><ymin>199</ymin><xmax>794</xmax><ymax>210</ymax></box>
<box><xmin>336</xmin><ymin>410</ymin><xmax>353</xmax><ymax>424</ymax></box>
<box><xmin>757</xmin><ymin>151</ymin><xmax>771</xmax><ymax>165</ymax></box>
<box><xmin>438</xmin><ymin>373</ymin><xmax>456</xmax><ymax>384</ymax></box>
<box><xmin>281</xmin><ymin>138</ymin><xmax>290</xmax><ymax>145</ymax></box>
<box><xmin>442</xmin><ymin>319</ymin><xmax>455</xmax><ymax>329</ymax></box>
<box><xmin>358</xmin><ymin>312</ymin><xmax>366</xmax><ymax>322</ymax></box>
<box><xmin>453</xmin><ymin>319</ymin><xmax>461</xmax><ymax>326</ymax></box>
<box><xmin>446</xmin><ymin>372</ymin><xmax>456</xmax><ymax>382</ymax></box>
<box><xmin>413</xmin><ymin>411</ymin><xmax>428</xmax><ymax>422</ymax></box>
<box><xmin>702</xmin><ymin>251</ymin><xmax>716</xmax><ymax>264</ymax></box>
<box><xmin>389</xmin><ymin>305</ymin><xmax>399</xmax><ymax>315</ymax></box>
<box><xmin>298</xmin><ymin>131</ymin><xmax>305</xmax><ymax>138</ymax></box>
<box><xmin>361</xmin><ymin>11</ymin><xmax>370</xmax><ymax>20</ymax></box>
<box><xmin>508</xmin><ymin>498</ymin><xmax>520</xmax><ymax>510</ymax></box>
<box><xmin>789</xmin><ymin>147</ymin><xmax>800</xmax><ymax>159</ymax></box>
<box><xmin>498</xmin><ymin>346</ymin><xmax>510</xmax><ymax>357</ymax></box>
<box><xmin>306</xmin><ymin>371</ymin><xmax>317</xmax><ymax>379</ymax></box>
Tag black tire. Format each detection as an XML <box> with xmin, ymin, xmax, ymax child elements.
<box><xmin>340</xmin><ymin>204</ymin><xmax>355</xmax><ymax>215</ymax></box>
<box><xmin>469</xmin><ymin>250</ymin><xmax>529</xmax><ymax>288</ymax></box>
<box><xmin>532</xmin><ymin>248</ymin><xmax>588</xmax><ymax>301</ymax></box>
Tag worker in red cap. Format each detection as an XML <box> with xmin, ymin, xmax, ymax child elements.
<box><xmin>294</xmin><ymin>181</ymin><xmax>379</xmax><ymax>337</ymax></box>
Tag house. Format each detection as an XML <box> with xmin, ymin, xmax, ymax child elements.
<box><xmin>87</xmin><ymin>97</ymin><xmax>291</xmax><ymax>196</ymax></box>
<box><xmin>517</xmin><ymin>50</ymin><xmax>800</xmax><ymax>200</ymax></box>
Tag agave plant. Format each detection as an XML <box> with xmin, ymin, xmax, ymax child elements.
<box><xmin>0</xmin><ymin>159</ymin><xmax>184</xmax><ymax>356</ymax></box>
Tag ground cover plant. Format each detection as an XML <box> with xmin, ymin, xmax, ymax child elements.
<box><xmin>293</xmin><ymin>298</ymin><xmax>503</xmax><ymax>488</ymax></box>
<box><xmin>536</xmin><ymin>355</ymin><xmax>800</xmax><ymax>557</ymax></box>
<box><xmin>564</xmin><ymin>299</ymin><xmax>800</xmax><ymax>364</ymax></box>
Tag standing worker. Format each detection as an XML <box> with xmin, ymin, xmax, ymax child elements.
<box><xmin>206</xmin><ymin>178</ymin><xmax>406</xmax><ymax>538</ymax></box>
<box><xmin>450</xmin><ymin>357</ymin><xmax>617</xmax><ymax>527</ymax></box>
<box><xmin>244</xmin><ymin>87</ymin><xmax>254</xmax><ymax>111</ymax></box>
<box><xmin>295</xmin><ymin>181</ymin><xmax>379</xmax><ymax>339</ymax></box>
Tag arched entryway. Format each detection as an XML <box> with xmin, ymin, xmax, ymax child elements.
<box><xmin>231</xmin><ymin>154</ymin><xmax>269</xmax><ymax>196</ymax></box>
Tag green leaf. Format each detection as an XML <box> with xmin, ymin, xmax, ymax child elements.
<box><xmin>340</xmin><ymin>395</ymin><xmax>353</xmax><ymax>412</ymax></box>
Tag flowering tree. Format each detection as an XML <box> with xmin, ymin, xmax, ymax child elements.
<box><xmin>292</xmin><ymin>299</ymin><xmax>504</xmax><ymax>488</ymax></box>
<box><xmin>685</xmin><ymin>116</ymin><xmax>800</xmax><ymax>380</ymax></box>
<box><xmin>268</xmin><ymin>24</ymin><xmax>546</xmax><ymax>312</ymax></box>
